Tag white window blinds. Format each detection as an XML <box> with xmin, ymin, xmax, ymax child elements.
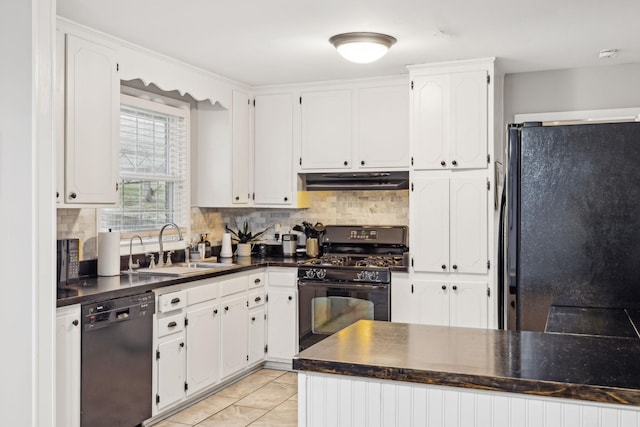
<box><xmin>101</xmin><ymin>94</ymin><xmax>189</xmax><ymax>233</ymax></box>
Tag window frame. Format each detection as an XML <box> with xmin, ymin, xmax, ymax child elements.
<box><xmin>100</xmin><ymin>88</ymin><xmax>191</xmax><ymax>253</ymax></box>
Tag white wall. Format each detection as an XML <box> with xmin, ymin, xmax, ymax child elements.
<box><xmin>0</xmin><ymin>0</ymin><xmax>55</xmax><ymax>426</ymax></box>
<box><xmin>504</xmin><ymin>63</ymin><xmax>640</xmax><ymax>122</ymax></box>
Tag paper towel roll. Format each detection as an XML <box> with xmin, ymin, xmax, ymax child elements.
<box><xmin>98</xmin><ymin>230</ymin><xmax>121</xmax><ymax>276</ymax></box>
<box><xmin>220</xmin><ymin>233</ymin><xmax>233</xmax><ymax>258</ymax></box>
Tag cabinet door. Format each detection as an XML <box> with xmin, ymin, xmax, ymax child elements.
<box><xmin>300</xmin><ymin>89</ymin><xmax>352</xmax><ymax>169</ymax></box>
<box><xmin>267</xmin><ymin>288</ymin><xmax>297</xmax><ymax>361</ymax></box>
<box><xmin>449</xmin><ymin>282</ymin><xmax>488</xmax><ymax>328</ymax></box>
<box><xmin>411</xmin><ymin>74</ymin><xmax>449</xmax><ymax>170</ymax></box>
<box><xmin>156</xmin><ymin>334</ymin><xmax>186</xmax><ymax>411</ymax></box>
<box><xmin>412</xmin><ymin>281</ymin><xmax>449</xmax><ymax>326</ymax></box>
<box><xmin>357</xmin><ymin>85</ymin><xmax>409</xmax><ymax>169</ymax></box>
<box><xmin>220</xmin><ymin>295</ymin><xmax>248</xmax><ymax>378</ymax></box>
<box><xmin>185</xmin><ymin>303</ymin><xmax>220</xmax><ymax>396</ymax></box>
<box><xmin>254</xmin><ymin>93</ymin><xmax>293</xmax><ymax>204</ymax></box>
<box><xmin>450</xmin><ymin>174</ymin><xmax>488</xmax><ymax>274</ymax></box>
<box><xmin>390</xmin><ymin>273</ymin><xmax>413</xmax><ymax>323</ymax></box>
<box><xmin>411</xmin><ymin>175</ymin><xmax>450</xmax><ymax>273</ymax></box>
<box><xmin>449</xmin><ymin>70</ymin><xmax>488</xmax><ymax>169</ymax></box>
<box><xmin>232</xmin><ymin>90</ymin><xmax>251</xmax><ymax>204</ymax></box>
<box><xmin>64</xmin><ymin>34</ymin><xmax>119</xmax><ymax>204</ymax></box>
<box><xmin>56</xmin><ymin>306</ymin><xmax>81</xmax><ymax>427</ymax></box>
<box><xmin>248</xmin><ymin>306</ymin><xmax>266</xmax><ymax>366</ymax></box>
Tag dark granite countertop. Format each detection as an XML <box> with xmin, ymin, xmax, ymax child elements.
<box><xmin>57</xmin><ymin>256</ymin><xmax>409</xmax><ymax>307</ymax></box>
<box><xmin>56</xmin><ymin>256</ymin><xmax>300</xmax><ymax>307</ymax></box>
<box><xmin>293</xmin><ymin>320</ymin><xmax>640</xmax><ymax>406</ymax></box>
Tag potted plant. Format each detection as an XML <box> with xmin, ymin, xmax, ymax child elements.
<box><xmin>225</xmin><ymin>221</ymin><xmax>269</xmax><ymax>257</ymax></box>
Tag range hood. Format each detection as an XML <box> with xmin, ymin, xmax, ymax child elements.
<box><xmin>302</xmin><ymin>171</ymin><xmax>409</xmax><ymax>191</ymax></box>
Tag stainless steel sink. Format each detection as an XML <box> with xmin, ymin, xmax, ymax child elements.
<box><xmin>126</xmin><ymin>262</ymin><xmax>236</xmax><ymax>276</ymax></box>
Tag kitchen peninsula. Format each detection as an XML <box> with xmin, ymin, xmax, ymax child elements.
<box><xmin>293</xmin><ymin>320</ymin><xmax>640</xmax><ymax>427</ymax></box>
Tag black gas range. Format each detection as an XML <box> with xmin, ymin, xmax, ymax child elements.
<box><xmin>297</xmin><ymin>225</ymin><xmax>408</xmax><ymax>350</ymax></box>
<box><xmin>297</xmin><ymin>225</ymin><xmax>408</xmax><ymax>283</ymax></box>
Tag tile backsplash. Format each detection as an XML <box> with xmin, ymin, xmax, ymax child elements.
<box><xmin>57</xmin><ymin>190</ymin><xmax>409</xmax><ymax>259</ymax></box>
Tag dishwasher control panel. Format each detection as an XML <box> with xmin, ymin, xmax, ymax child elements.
<box><xmin>82</xmin><ymin>293</ymin><xmax>155</xmax><ymax>331</ymax></box>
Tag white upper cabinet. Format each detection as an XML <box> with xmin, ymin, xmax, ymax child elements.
<box><xmin>299</xmin><ymin>81</ymin><xmax>409</xmax><ymax>172</ymax></box>
<box><xmin>411</xmin><ymin>171</ymin><xmax>488</xmax><ymax>274</ymax></box>
<box><xmin>412</xmin><ymin>70</ymin><xmax>488</xmax><ymax>170</ymax></box>
<box><xmin>357</xmin><ymin>84</ymin><xmax>409</xmax><ymax>169</ymax></box>
<box><xmin>232</xmin><ymin>90</ymin><xmax>251</xmax><ymax>204</ymax></box>
<box><xmin>61</xmin><ymin>33</ymin><xmax>119</xmax><ymax>205</ymax></box>
<box><xmin>300</xmin><ymin>89</ymin><xmax>352</xmax><ymax>170</ymax></box>
<box><xmin>254</xmin><ymin>93</ymin><xmax>294</xmax><ymax>204</ymax></box>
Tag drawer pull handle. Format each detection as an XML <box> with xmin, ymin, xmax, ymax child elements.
<box><xmin>168</xmin><ymin>321</ymin><xmax>177</xmax><ymax>328</ymax></box>
<box><xmin>254</xmin><ymin>278</ymin><xmax>261</xmax><ymax>284</ymax></box>
<box><xmin>170</xmin><ymin>297</ymin><xmax>180</xmax><ymax>304</ymax></box>
<box><xmin>255</xmin><ymin>296</ymin><xmax>262</xmax><ymax>302</ymax></box>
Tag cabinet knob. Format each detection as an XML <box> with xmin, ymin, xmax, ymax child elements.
<box><xmin>179</xmin><ymin>342</ymin><xmax>184</xmax><ymax>348</ymax></box>
<box><xmin>440</xmin><ymin>161</ymin><xmax>446</xmax><ymax>167</ymax></box>
<box><xmin>225</xmin><ymin>306</ymin><xmax>229</xmax><ymax>311</ymax></box>
<box><xmin>56</xmin><ymin>191</ymin><xmax>59</xmax><ymax>198</ymax></box>
<box><xmin>441</xmin><ymin>264</ymin><xmax>446</xmax><ymax>270</ymax></box>
<box><xmin>284</xmin><ymin>196</ymin><xmax>288</xmax><ymax>202</ymax></box>
<box><xmin>213</xmin><ymin>309</ymin><xmax>218</xmax><ymax>315</ymax></box>
<box><xmin>69</xmin><ymin>192</ymin><xmax>77</xmax><ymax>199</ymax></box>
<box><xmin>344</xmin><ymin>161</ymin><xmax>348</xmax><ymax>166</ymax></box>
<box><xmin>235</xmin><ymin>196</ymin><xmax>240</xmax><ymax>201</ymax></box>
<box><xmin>251</xmin><ymin>316</ymin><xmax>256</xmax><ymax>322</ymax></box>
<box><xmin>288</xmin><ymin>295</ymin><xmax>293</xmax><ymax>301</ymax></box>
<box><xmin>441</xmin><ymin>285</ymin><xmax>447</xmax><ymax>290</ymax></box>
<box><xmin>452</xmin><ymin>265</ymin><xmax>458</xmax><ymax>270</ymax></box>
<box><xmin>452</xmin><ymin>160</ymin><xmax>458</xmax><ymax>166</ymax></box>
<box><xmin>452</xmin><ymin>285</ymin><xmax>458</xmax><ymax>290</ymax></box>
<box><xmin>72</xmin><ymin>319</ymin><xmax>79</xmax><ymax>326</ymax></box>
<box><xmin>361</xmin><ymin>160</ymin><xmax>365</xmax><ymax>166</ymax></box>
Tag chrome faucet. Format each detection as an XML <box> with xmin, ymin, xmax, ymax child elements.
<box><xmin>128</xmin><ymin>235</ymin><xmax>144</xmax><ymax>272</ymax></box>
<box><xmin>158</xmin><ymin>222</ymin><xmax>183</xmax><ymax>267</ymax></box>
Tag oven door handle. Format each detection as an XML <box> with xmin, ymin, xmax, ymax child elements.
<box><xmin>298</xmin><ymin>281</ymin><xmax>388</xmax><ymax>290</ymax></box>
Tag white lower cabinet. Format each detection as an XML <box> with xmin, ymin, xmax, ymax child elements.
<box><xmin>408</xmin><ymin>280</ymin><xmax>489</xmax><ymax>328</ymax></box>
<box><xmin>152</xmin><ymin>269</ymin><xmax>272</xmax><ymax>417</ymax></box>
<box><xmin>248</xmin><ymin>306</ymin><xmax>267</xmax><ymax>366</ymax></box>
<box><xmin>56</xmin><ymin>305</ymin><xmax>81</xmax><ymax>427</ymax></box>
<box><xmin>266</xmin><ymin>268</ymin><xmax>298</xmax><ymax>363</ymax></box>
<box><xmin>156</xmin><ymin>333</ymin><xmax>186</xmax><ymax>411</ymax></box>
<box><xmin>220</xmin><ymin>294</ymin><xmax>249</xmax><ymax>379</ymax></box>
<box><xmin>185</xmin><ymin>301</ymin><xmax>220</xmax><ymax>396</ymax></box>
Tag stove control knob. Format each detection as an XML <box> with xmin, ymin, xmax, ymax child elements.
<box><xmin>305</xmin><ymin>269</ymin><xmax>316</xmax><ymax>279</ymax></box>
<box><xmin>316</xmin><ymin>269</ymin><xmax>326</xmax><ymax>279</ymax></box>
<box><xmin>357</xmin><ymin>271</ymin><xmax>367</xmax><ymax>281</ymax></box>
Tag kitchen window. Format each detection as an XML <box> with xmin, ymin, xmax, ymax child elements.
<box><xmin>100</xmin><ymin>92</ymin><xmax>189</xmax><ymax>237</ymax></box>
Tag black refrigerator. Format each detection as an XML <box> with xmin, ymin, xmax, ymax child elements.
<box><xmin>504</xmin><ymin>121</ymin><xmax>640</xmax><ymax>332</ymax></box>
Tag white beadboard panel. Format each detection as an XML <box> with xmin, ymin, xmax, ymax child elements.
<box><xmin>338</xmin><ymin>377</ymin><xmax>353</xmax><ymax>427</ymax></box>
<box><xmin>298</xmin><ymin>372</ymin><xmax>640</xmax><ymax>427</ymax></box>
<box><xmin>298</xmin><ymin>373</ymin><xmax>307</xmax><ymax>427</ymax></box>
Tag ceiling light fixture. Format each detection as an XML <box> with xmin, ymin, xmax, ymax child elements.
<box><xmin>329</xmin><ymin>32</ymin><xmax>397</xmax><ymax>64</ymax></box>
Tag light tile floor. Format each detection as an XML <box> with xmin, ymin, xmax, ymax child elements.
<box><xmin>154</xmin><ymin>369</ymin><xmax>298</xmax><ymax>427</ymax></box>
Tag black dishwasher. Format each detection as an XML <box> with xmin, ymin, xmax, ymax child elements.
<box><xmin>81</xmin><ymin>293</ymin><xmax>155</xmax><ymax>427</ymax></box>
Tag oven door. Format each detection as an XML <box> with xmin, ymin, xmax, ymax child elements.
<box><xmin>298</xmin><ymin>280</ymin><xmax>389</xmax><ymax>351</ymax></box>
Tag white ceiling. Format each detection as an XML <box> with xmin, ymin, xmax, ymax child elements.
<box><xmin>57</xmin><ymin>0</ymin><xmax>640</xmax><ymax>87</ymax></box>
